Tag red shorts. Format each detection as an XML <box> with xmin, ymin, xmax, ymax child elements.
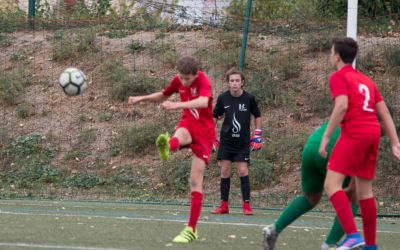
<box><xmin>177</xmin><ymin>119</ymin><xmax>215</xmax><ymax>165</ymax></box>
<box><xmin>327</xmin><ymin>133</ymin><xmax>380</xmax><ymax>180</ymax></box>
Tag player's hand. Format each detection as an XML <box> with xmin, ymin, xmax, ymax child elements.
<box><xmin>319</xmin><ymin>136</ymin><xmax>329</xmax><ymax>158</ymax></box>
<box><xmin>128</xmin><ymin>96</ymin><xmax>142</xmax><ymax>105</ymax></box>
<box><xmin>212</xmin><ymin>138</ymin><xmax>220</xmax><ymax>153</ymax></box>
<box><xmin>392</xmin><ymin>143</ymin><xmax>400</xmax><ymax>160</ymax></box>
<box><xmin>250</xmin><ymin>129</ymin><xmax>263</xmax><ymax>151</ymax></box>
<box><xmin>161</xmin><ymin>101</ymin><xmax>179</xmax><ymax>110</ymax></box>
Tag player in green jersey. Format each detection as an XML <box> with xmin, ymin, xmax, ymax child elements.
<box><xmin>263</xmin><ymin>122</ymin><xmax>357</xmax><ymax>250</ymax></box>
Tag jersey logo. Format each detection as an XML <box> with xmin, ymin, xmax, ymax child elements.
<box><xmin>189</xmin><ymin>108</ymin><xmax>200</xmax><ymax>120</ymax></box>
<box><xmin>191</xmin><ymin>87</ymin><xmax>198</xmax><ymax>97</ymax></box>
<box><xmin>224</xmin><ymin>105</ymin><xmax>230</xmax><ymax>109</ymax></box>
<box><xmin>232</xmin><ymin>112</ymin><xmax>241</xmax><ymax>134</ymax></box>
<box><xmin>239</xmin><ymin>104</ymin><xmax>247</xmax><ymax>111</ymax></box>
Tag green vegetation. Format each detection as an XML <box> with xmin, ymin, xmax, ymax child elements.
<box><xmin>0</xmin><ymin>68</ymin><xmax>28</xmax><ymax>105</ymax></box>
<box><xmin>50</xmin><ymin>29</ymin><xmax>98</xmax><ymax>61</ymax></box>
<box><xmin>100</xmin><ymin>58</ymin><xmax>164</xmax><ymax>101</ymax></box>
<box><xmin>120</xmin><ymin>123</ymin><xmax>161</xmax><ymax>156</ymax></box>
<box><xmin>159</xmin><ymin>158</ymin><xmax>191</xmax><ymax>194</ymax></box>
<box><xmin>126</xmin><ymin>40</ymin><xmax>145</xmax><ymax>53</ymax></box>
<box><xmin>0</xmin><ymin>33</ymin><xmax>13</xmax><ymax>47</ymax></box>
<box><xmin>99</xmin><ymin>112</ymin><xmax>113</xmax><ymax>122</ymax></box>
<box><xmin>16</xmin><ymin>103</ymin><xmax>31</xmax><ymax>119</ymax></box>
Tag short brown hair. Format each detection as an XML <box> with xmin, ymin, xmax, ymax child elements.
<box><xmin>225</xmin><ymin>68</ymin><xmax>245</xmax><ymax>82</ymax></box>
<box><xmin>332</xmin><ymin>37</ymin><xmax>358</xmax><ymax>64</ymax></box>
<box><xmin>176</xmin><ymin>56</ymin><xmax>199</xmax><ymax>75</ymax></box>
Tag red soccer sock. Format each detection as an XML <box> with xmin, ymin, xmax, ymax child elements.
<box><xmin>168</xmin><ymin>137</ymin><xmax>180</xmax><ymax>151</ymax></box>
<box><xmin>188</xmin><ymin>191</ymin><xmax>203</xmax><ymax>231</ymax></box>
<box><xmin>330</xmin><ymin>190</ymin><xmax>358</xmax><ymax>234</ymax></box>
<box><xmin>360</xmin><ymin>197</ymin><xmax>377</xmax><ymax>245</ymax></box>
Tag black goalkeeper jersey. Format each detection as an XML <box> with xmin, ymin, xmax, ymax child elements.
<box><xmin>213</xmin><ymin>90</ymin><xmax>261</xmax><ymax>151</ymax></box>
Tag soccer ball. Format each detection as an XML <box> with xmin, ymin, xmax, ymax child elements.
<box><xmin>58</xmin><ymin>67</ymin><xmax>87</xmax><ymax>96</ymax></box>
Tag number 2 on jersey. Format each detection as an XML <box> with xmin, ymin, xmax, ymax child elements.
<box><xmin>359</xmin><ymin>84</ymin><xmax>374</xmax><ymax>112</ymax></box>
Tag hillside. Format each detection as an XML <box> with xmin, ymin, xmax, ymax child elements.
<box><xmin>1</xmin><ymin>24</ymin><xmax>399</xmax><ymax>210</ymax></box>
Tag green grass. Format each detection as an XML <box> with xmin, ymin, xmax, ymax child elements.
<box><xmin>0</xmin><ymin>200</ymin><xmax>398</xmax><ymax>250</ymax></box>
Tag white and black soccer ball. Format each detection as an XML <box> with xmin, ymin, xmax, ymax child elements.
<box><xmin>58</xmin><ymin>67</ymin><xmax>87</xmax><ymax>96</ymax></box>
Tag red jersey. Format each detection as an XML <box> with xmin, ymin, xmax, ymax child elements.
<box><xmin>162</xmin><ymin>71</ymin><xmax>215</xmax><ymax>134</ymax></box>
<box><xmin>329</xmin><ymin>65</ymin><xmax>383</xmax><ymax>136</ymax></box>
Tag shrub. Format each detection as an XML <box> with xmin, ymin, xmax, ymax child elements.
<box><xmin>305</xmin><ymin>32</ymin><xmax>333</xmax><ymax>53</ymax></box>
<box><xmin>109</xmin><ymin>72</ymin><xmax>163</xmax><ymax>101</ymax></box>
<box><xmin>120</xmin><ymin>123</ymin><xmax>162</xmax><ymax>156</ymax></box>
<box><xmin>159</xmin><ymin>158</ymin><xmax>191</xmax><ymax>194</ymax></box>
<box><xmin>99</xmin><ymin>112</ymin><xmax>113</xmax><ymax>122</ymax></box>
<box><xmin>250</xmin><ymin>159</ymin><xmax>275</xmax><ymax>189</ymax></box>
<box><xmin>246</xmin><ymin>71</ymin><xmax>286</xmax><ymax>108</ymax></box>
<box><xmin>78</xmin><ymin>129</ymin><xmax>97</xmax><ymax>146</ymax></box>
<box><xmin>6</xmin><ymin>133</ymin><xmax>55</xmax><ymax>164</ymax></box>
<box><xmin>51</xmin><ymin>29</ymin><xmax>98</xmax><ymax>61</ymax></box>
<box><xmin>64</xmin><ymin>150</ymin><xmax>88</xmax><ymax>161</ymax></box>
<box><xmin>6</xmin><ymin>162</ymin><xmax>62</xmax><ymax>188</ymax></box>
<box><xmin>0</xmin><ymin>33</ymin><xmax>13</xmax><ymax>47</ymax></box>
<box><xmin>107</xmin><ymin>168</ymin><xmax>148</xmax><ymax>187</ymax></box>
<box><xmin>0</xmin><ymin>68</ymin><xmax>27</xmax><ymax>105</ymax></box>
<box><xmin>126</xmin><ymin>40</ymin><xmax>145</xmax><ymax>53</ymax></box>
<box><xmin>276</xmin><ymin>52</ymin><xmax>301</xmax><ymax>80</ymax></box>
<box><xmin>1</xmin><ymin>133</ymin><xmax>59</xmax><ymax>188</ymax></box>
<box><xmin>383</xmin><ymin>45</ymin><xmax>400</xmax><ymax>75</ymax></box>
<box><xmin>64</xmin><ymin>174</ymin><xmax>103</xmax><ymax>189</ymax></box>
<box><xmin>16</xmin><ymin>103</ymin><xmax>30</xmax><ymax>119</ymax></box>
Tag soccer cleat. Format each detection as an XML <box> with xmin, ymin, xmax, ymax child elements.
<box><xmin>321</xmin><ymin>241</ymin><xmax>337</xmax><ymax>250</ymax></box>
<box><xmin>336</xmin><ymin>233</ymin><xmax>365</xmax><ymax>250</ymax></box>
<box><xmin>172</xmin><ymin>226</ymin><xmax>198</xmax><ymax>243</ymax></box>
<box><xmin>156</xmin><ymin>132</ymin><xmax>170</xmax><ymax>161</ymax></box>
<box><xmin>362</xmin><ymin>246</ymin><xmax>377</xmax><ymax>250</ymax></box>
<box><xmin>243</xmin><ymin>202</ymin><xmax>253</xmax><ymax>215</ymax></box>
<box><xmin>211</xmin><ymin>201</ymin><xmax>229</xmax><ymax>214</ymax></box>
<box><xmin>262</xmin><ymin>224</ymin><xmax>278</xmax><ymax>250</ymax></box>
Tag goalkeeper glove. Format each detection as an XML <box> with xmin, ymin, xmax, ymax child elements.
<box><xmin>250</xmin><ymin>129</ymin><xmax>263</xmax><ymax>151</ymax></box>
<box><xmin>212</xmin><ymin>139</ymin><xmax>220</xmax><ymax>153</ymax></box>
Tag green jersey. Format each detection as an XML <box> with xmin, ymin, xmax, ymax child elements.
<box><xmin>306</xmin><ymin>121</ymin><xmax>341</xmax><ymax>149</ymax></box>
<box><xmin>301</xmin><ymin>122</ymin><xmax>343</xmax><ymax>194</ymax></box>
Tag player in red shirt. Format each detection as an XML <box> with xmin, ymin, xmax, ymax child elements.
<box><xmin>128</xmin><ymin>56</ymin><xmax>215</xmax><ymax>244</ymax></box>
<box><xmin>319</xmin><ymin>37</ymin><xmax>400</xmax><ymax>250</ymax></box>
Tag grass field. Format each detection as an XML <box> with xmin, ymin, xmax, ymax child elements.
<box><xmin>0</xmin><ymin>200</ymin><xmax>398</xmax><ymax>250</ymax></box>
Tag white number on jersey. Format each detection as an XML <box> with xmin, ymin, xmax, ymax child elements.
<box><xmin>359</xmin><ymin>84</ymin><xmax>374</xmax><ymax>112</ymax></box>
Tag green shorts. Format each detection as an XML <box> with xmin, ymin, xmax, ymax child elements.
<box><xmin>301</xmin><ymin>143</ymin><xmax>351</xmax><ymax>194</ymax></box>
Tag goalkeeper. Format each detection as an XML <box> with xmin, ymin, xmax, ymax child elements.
<box><xmin>212</xmin><ymin>69</ymin><xmax>262</xmax><ymax>216</ymax></box>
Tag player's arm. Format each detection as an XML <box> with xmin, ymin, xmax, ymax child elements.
<box><xmin>161</xmin><ymin>96</ymin><xmax>209</xmax><ymax>110</ymax></box>
<box><xmin>254</xmin><ymin>117</ymin><xmax>262</xmax><ymax>130</ymax></box>
<box><xmin>319</xmin><ymin>95</ymin><xmax>348</xmax><ymax>158</ymax></box>
<box><xmin>376</xmin><ymin>101</ymin><xmax>400</xmax><ymax>160</ymax></box>
<box><xmin>127</xmin><ymin>92</ymin><xmax>168</xmax><ymax>105</ymax></box>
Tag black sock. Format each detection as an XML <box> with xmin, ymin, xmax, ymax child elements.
<box><xmin>221</xmin><ymin>178</ymin><xmax>230</xmax><ymax>202</ymax></box>
<box><xmin>240</xmin><ymin>175</ymin><xmax>251</xmax><ymax>203</ymax></box>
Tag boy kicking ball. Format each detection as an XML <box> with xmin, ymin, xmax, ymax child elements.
<box><xmin>128</xmin><ymin>56</ymin><xmax>215</xmax><ymax>243</ymax></box>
